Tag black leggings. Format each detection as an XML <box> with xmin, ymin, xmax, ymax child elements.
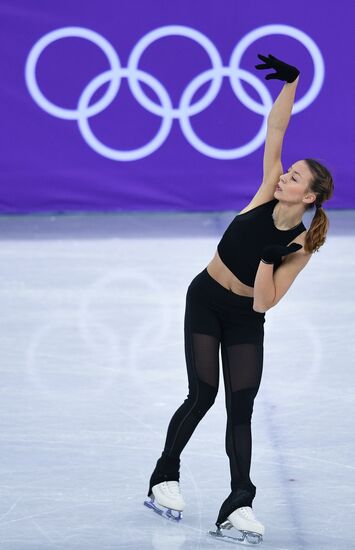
<box><xmin>147</xmin><ymin>267</ymin><xmax>266</xmax><ymax>515</ymax></box>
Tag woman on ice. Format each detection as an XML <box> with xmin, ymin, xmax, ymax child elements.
<box><xmin>144</xmin><ymin>53</ymin><xmax>334</xmax><ymax>544</ymax></box>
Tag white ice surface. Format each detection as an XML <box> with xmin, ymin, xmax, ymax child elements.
<box><xmin>0</xmin><ymin>209</ymin><xmax>354</xmax><ymax>550</ymax></box>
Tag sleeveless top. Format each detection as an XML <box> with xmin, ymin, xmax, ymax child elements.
<box><xmin>216</xmin><ymin>198</ymin><xmax>306</xmax><ymax>287</ymax></box>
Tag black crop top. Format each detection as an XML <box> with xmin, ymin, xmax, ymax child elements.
<box><xmin>217</xmin><ymin>198</ymin><xmax>306</xmax><ymax>287</ymax></box>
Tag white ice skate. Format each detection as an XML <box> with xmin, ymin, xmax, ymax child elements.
<box><xmin>209</xmin><ymin>506</ymin><xmax>265</xmax><ymax>545</ymax></box>
<box><xmin>144</xmin><ymin>481</ymin><xmax>185</xmax><ymax>522</ymax></box>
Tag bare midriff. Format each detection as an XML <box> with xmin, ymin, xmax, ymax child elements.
<box><xmin>206</xmin><ymin>249</ymin><xmax>254</xmax><ymax>297</ymax></box>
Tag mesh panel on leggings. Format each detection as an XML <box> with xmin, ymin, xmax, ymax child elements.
<box><xmin>221</xmin><ymin>342</ymin><xmax>263</xmax><ymax>491</ymax></box>
<box><xmin>224</xmin><ymin>343</ymin><xmax>263</xmax><ymax>391</ymax></box>
<box><xmin>191</xmin><ymin>333</ymin><xmax>220</xmax><ymax>388</ymax></box>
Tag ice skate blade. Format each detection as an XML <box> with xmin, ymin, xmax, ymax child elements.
<box><xmin>208</xmin><ymin>526</ymin><xmax>263</xmax><ymax>545</ymax></box>
<box><xmin>143</xmin><ymin>497</ymin><xmax>182</xmax><ymax>522</ymax></box>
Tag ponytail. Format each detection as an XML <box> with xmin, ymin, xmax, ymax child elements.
<box><xmin>303</xmin><ymin>159</ymin><xmax>334</xmax><ymax>254</ymax></box>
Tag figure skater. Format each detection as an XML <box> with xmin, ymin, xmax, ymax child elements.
<box><xmin>144</xmin><ymin>53</ymin><xmax>334</xmax><ymax>545</ymax></box>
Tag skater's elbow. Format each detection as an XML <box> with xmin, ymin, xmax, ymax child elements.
<box><xmin>252</xmin><ymin>301</ymin><xmax>274</xmax><ymax>313</ymax></box>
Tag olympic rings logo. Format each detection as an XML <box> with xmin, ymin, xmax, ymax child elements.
<box><xmin>25</xmin><ymin>24</ymin><xmax>325</xmax><ymax>161</ymax></box>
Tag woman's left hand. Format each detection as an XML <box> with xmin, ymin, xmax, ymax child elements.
<box><xmin>261</xmin><ymin>243</ymin><xmax>303</xmax><ymax>264</ymax></box>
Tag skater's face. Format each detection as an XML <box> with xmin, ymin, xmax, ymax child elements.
<box><xmin>275</xmin><ymin>160</ymin><xmax>317</xmax><ymax>207</ymax></box>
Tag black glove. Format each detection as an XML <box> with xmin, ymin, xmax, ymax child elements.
<box><xmin>261</xmin><ymin>243</ymin><xmax>303</xmax><ymax>264</ymax></box>
<box><xmin>255</xmin><ymin>53</ymin><xmax>300</xmax><ymax>83</ymax></box>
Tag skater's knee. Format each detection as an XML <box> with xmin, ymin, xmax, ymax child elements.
<box><xmin>231</xmin><ymin>387</ymin><xmax>258</xmax><ymax>425</ymax></box>
<box><xmin>191</xmin><ymin>379</ymin><xmax>218</xmax><ymax>420</ymax></box>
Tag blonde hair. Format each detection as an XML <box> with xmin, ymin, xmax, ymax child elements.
<box><xmin>303</xmin><ymin>158</ymin><xmax>334</xmax><ymax>254</ymax></box>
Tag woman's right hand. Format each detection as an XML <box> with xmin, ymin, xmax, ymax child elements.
<box><xmin>255</xmin><ymin>54</ymin><xmax>300</xmax><ymax>83</ymax></box>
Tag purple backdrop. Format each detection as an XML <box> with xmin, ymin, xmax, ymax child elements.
<box><xmin>0</xmin><ymin>0</ymin><xmax>353</xmax><ymax>214</ymax></box>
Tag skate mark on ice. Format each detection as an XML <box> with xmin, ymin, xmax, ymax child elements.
<box><xmin>262</xmin><ymin>399</ymin><xmax>308</xmax><ymax>550</ymax></box>
<box><xmin>31</xmin><ymin>519</ymin><xmax>61</xmax><ymax>547</ymax></box>
<box><xmin>0</xmin><ymin>496</ymin><xmax>23</xmax><ymax>522</ymax></box>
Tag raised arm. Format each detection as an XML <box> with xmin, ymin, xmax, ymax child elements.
<box><xmin>240</xmin><ymin>55</ymin><xmax>300</xmax><ymax>212</ymax></box>
<box><xmin>262</xmin><ymin>76</ymin><xmax>299</xmax><ymax>187</ymax></box>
